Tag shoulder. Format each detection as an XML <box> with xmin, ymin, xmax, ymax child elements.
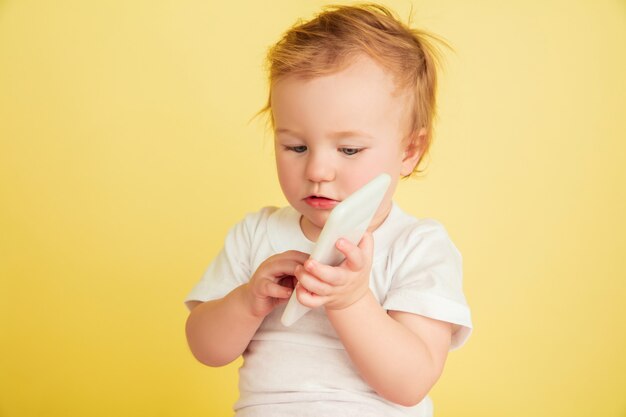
<box><xmin>230</xmin><ymin>205</ymin><xmax>311</xmax><ymax>254</ymax></box>
<box><xmin>399</xmin><ymin>219</ymin><xmax>460</xmax><ymax>258</ymax></box>
<box><xmin>221</xmin><ymin>206</ymin><xmax>281</xmax><ymax>249</ymax></box>
<box><xmin>231</xmin><ymin>206</ymin><xmax>282</xmax><ymax>236</ymax></box>
<box><xmin>379</xmin><ymin>204</ymin><xmax>460</xmax><ymax>262</ymax></box>
<box><xmin>239</xmin><ymin>206</ymin><xmax>280</xmax><ymax>228</ymax></box>
<box><xmin>385</xmin><ymin>211</ymin><xmax>463</xmax><ymax>292</ymax></box>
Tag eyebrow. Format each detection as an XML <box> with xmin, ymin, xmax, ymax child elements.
<box><xmin>275</xmin><ymin>128</ymin><xmax>374</xmax><ymax>140</ymax></box>
<box><xmin>329</xmin><ymin>130</ymin><xmax>374</xmax><ymax>140</ymax></box>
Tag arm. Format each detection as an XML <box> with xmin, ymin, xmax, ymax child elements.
<box><xmin>294</xmin><ymin>233</ymin><xmax>452</xmax><ymax>406</ymax></box>
<box><xmin>185</xmin><ymin>284</ymin><xmax>264</xmax><ymax>367</ymax></box>
<box><xmin>185</xmin><ymin>250</ymin><xmax>308</xmax><ymax>367</ymax></box>
<box><xmin>326</xmin><ymin>293</ymin><xmax>451</xmax><ymax>406</ymax></box>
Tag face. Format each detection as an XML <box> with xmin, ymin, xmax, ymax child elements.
<box><xmin>271</xmin><ymin>55</ymin><xmax>421</xmax><ymax>241</ymax></box>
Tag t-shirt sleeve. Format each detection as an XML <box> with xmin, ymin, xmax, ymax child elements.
<box><xmin>382</xmin><ymin>221</ymin><xmax>473</xmax><ymax>350</ymax></box>
<box><xmin>183</xmin><ymin>212</ymin><xmax>259</xmax><ymax>311</ymax></box>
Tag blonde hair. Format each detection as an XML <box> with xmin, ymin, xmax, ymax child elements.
<box><xmin>258</xmin><ymin>3</ymin><xmax>447</xmax><ymax>176</ymax></box>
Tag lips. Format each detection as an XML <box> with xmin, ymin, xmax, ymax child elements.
<box><xmin>304</xmin><ymin>195</ymin><xmax>339</xmax><ymax>209</ymax></box>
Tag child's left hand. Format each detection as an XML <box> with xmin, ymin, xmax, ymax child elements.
<box><xmin>294</xmin><ymin>232</ymin><xmax>374</xmax><ymax>310</ymax></box>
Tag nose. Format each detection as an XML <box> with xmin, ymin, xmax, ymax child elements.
<box><xmin>305</xmin><ymin>150</ymin><xmax>335</xmax><ymax>183</ymax></box>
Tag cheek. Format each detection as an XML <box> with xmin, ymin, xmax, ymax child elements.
<box><xmin>338</xmin><ymin>151</ymin><xmax>403</xmax><ymax>193</ymax></box>
<box><xmin>276</xmin><ymin>156</ymin><xmax>300</xmax><ymax>191</ymax></box>
<box><xmin>339</xmin><ymin>160</ymin><xmax>381</xmax><ymax>191</ymax></box>
<box><xmin>356</xmin><ymin>150</ymin><xmax>403</xmax><ymax>177</ymax></box>
<box><xmin>275</xmin><ymin>153</ymin><xmax>290</xmax><ymax>175</ymax></box>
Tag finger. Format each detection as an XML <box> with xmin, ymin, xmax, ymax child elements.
<box><xmin>265</xmin><ymin>259</ymin><xmax>305</xmax><ymax>280</ymax></box>
<box><xmin>281</xmin><ymin>250</ymin><xmax>311</xmax><ymax>263</ymax></box>
<box><xmin>295</xmin><ymin>283</ymin><xmax>327</xmax><ymax>309</ymax></box>
<box><xmin>263</xmin><ymin>280</ymin><xmax>294</xmax><ymax>299</ymax></box>
<box><xmin>296</xmin><ymin>264</ymin><xmax>333</xmax><ymax>296</ymax></box>
<box><xmin>303</xmin><ymin>259</ymin><xmax>343</xmax><ymax>285</ymax></box>
<box><xmin>336</xmin><ymin>237</ymin><xmax>366</xmax><ymax>272</ymax></box>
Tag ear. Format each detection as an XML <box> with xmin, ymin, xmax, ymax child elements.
<box><xmin>400</xmin><ymin>128</ymin><xmax>427</xmax><ymax>176</ymax></box>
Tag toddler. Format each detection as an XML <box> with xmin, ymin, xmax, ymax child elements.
<box><xmin>185</xmin><ymin>4</ymin><xmax>472</xmax><ymax>416</ymax></box>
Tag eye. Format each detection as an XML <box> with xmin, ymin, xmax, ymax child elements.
<box><xmin>339</xmin><ymin>147</ymin><xmax>362</xmax><ymax>156</ymax></box>
<box><xmin>286</xmin><ymin>145</ymin><xmax>307</xmax><ymax>153</ymax></box>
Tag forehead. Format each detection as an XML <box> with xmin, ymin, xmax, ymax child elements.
<box><xmin>270</xmin><ymin>55</ymin><xmax>411</xmax><ymax>136</ymax></box>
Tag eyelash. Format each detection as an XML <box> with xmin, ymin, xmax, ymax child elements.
<box><xmin>285</xmin><ymin>146</ymin><xmax>363</xmax><ymax>156</ymax></box>
<box><xmin>340</xmin><ymin>148</ymin><xmax>361</xmax><ymax>156</ymax></box>
<box><xmin>286</xmin><ymin>145</ymin><xmax>307</xmax><ymax>153</ymax></box>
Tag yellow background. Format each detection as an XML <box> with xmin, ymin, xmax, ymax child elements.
<box><xmin>1</xmin><ymin>0</ymin><xmax>625</xmax><ymax>416</ymax></box>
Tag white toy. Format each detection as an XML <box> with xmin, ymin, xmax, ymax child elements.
<box><xmin>281</xmin><ymin>173</ymin><xmax>392</xmax><ymax>327</ymax></box>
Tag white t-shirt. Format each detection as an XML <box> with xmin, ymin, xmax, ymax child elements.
<box><xmin>185</xmin><ymin>203</ymin><xmax>473</xmax><ymax>417</ymax></box>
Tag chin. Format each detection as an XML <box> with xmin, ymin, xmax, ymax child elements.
<box><xmin>308</xmin><ymin>210</ymin><xmax>330</xmax><ymax>224</ymax></box>
<box><xmin>301</xmin><ymin>209</ymin><xmax>331</xmax><ymax>230</ymax></box>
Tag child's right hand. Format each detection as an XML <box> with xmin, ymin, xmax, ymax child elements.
<box><xmin>245</xmin><ymin>250</ymin><xmax>310</xmax><ymax>318</ymax></box>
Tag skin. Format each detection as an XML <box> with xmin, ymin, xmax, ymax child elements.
<box><xmin>186</xmin><ymin>54</ymin><xmax>453</xmax><ymax>407</ymax></box>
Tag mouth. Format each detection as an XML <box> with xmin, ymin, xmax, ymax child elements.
<box><xmin>303</xmin><ymin>195</ymin><xmax>339</xmax><ymax>210</ymax></box>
